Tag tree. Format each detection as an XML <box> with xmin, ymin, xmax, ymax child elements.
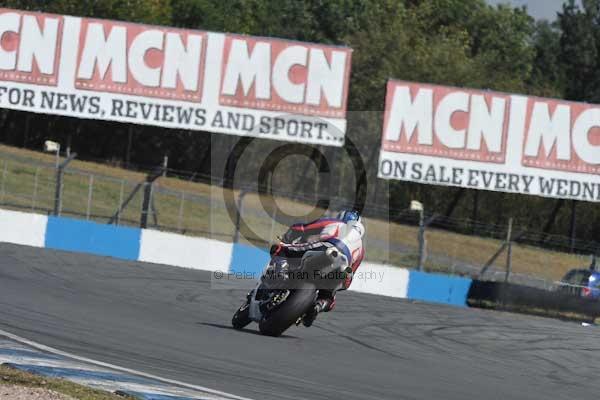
<box><xmin>558</xmin><ymin>0</ymin><xmax>598</xmax><ymax>101</ymax></box>
<box><xmin>528</xmin><ymin>20</ymin><xmax>565</xmax><ymax>97</ymax></box>
<box><xmin>1</xmin><ymin>0</ymin><xmax>172</xmax><ymax>24</ymax></box>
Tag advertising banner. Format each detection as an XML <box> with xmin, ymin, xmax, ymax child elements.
<box><xmin>379</xmin><ymin>80</ymin><xmax>600</xmax><ymax>202</ymax></box>
<box><xmin>0</xmin><ymin>9</ymin><xmax>352</xmax><ymax>146</ymax></box>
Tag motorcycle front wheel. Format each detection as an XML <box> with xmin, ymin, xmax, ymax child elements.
<box><xmin>232</xmin><ymin>303</ymin><xmax>251</xmax><ymax>330</ymax></box>
<box><xmin>258</xmin><ymin>282</ymin><xmax>316</xmax><ymax>337</ymax></box>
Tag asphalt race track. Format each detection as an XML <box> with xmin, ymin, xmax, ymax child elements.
<box><xmin>0</xmin><ymin>243</ymin><xmax>599</xmax><ymax>400</ymax></box>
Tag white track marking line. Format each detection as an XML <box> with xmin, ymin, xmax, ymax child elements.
<box><xmin>0</xmin><ymin>345</ymin><xmax>204</xmax><ymax>398</ymax></box>
<box><xmin>0</xmin><ymin>328</ymin><xmax>253</xmax><ymax>400</ymax></box>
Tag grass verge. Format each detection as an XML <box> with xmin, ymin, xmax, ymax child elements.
<box><xmin>0</xmin><ymin>364</ymin><xmax>124</xmax><ymax>400</ymax></box>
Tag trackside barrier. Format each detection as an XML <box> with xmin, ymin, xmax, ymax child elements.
<box><xmin>0</xmin><ymin>209</ymin><xmax>47</xmax><ymax>247</ymax></box>
<box><xmin>349</xmin><ymin>262</ymin><xmax>409</xmax><ymax>298</ymax></box>
<box><xmin>407</xmin><ymin>271</ymin><xmax>473</xmax><ymax>307</ymax></box>
<box><xmin>0</xmin><ymin>208</ymin><xmax>477</xmax><ymax>306</ymax></box>
<box><xmin>468</xmin><ymin>280</ymin><xmax>600</xmax><ymax>321</ymax></box>
<box><xmin>229</xmin><ymin>244</ymin><xmax>270</xmax><ymax>277</ymax></box>
<box><xmin>45</xmin><ymin>216</ymin><xmax>141</xmax><ymax>261</ymax></box>
<box><xmin>139</xmin><ymin>229</ymin><xmax>232</xmax><ymax>272</ymax></box>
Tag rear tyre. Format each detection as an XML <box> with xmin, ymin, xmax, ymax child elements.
<box><xmin>258</xmin><ymin>283</ymin><xmax>316</xmax><ymax>337</ymax></box>
<box><xmin>232</xmin><ymin>303</ymin><xmax>251</xmax><ymax>330</ymax></box>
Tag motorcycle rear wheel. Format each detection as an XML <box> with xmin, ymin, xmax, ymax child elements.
<box><xmin>258</xmin><ymin>283</ymin><xmax>316</xmax><ymax>337</ymax></box>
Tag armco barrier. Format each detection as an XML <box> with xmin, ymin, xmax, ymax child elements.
<box><xmin>139</xmin><ymin>229</ymin><xmax>232</xmax><ymax>272</ymax></box>
<box><xmin>229</xmin><ymin>244</ymin><xmax>270</xmax><ymax>276</ymax></box>
<box><xmin>0</xmin><ymin>209</ymin><xmax>47</xmax><ymax>247</ymax></box>
<box><xmin>45</xmin><ymin>216</ymin><xmax>141</xmax><ymax>260</ymax></box>
<box><xmin>468</xmin><ymin>280</ymin><xmax>600</xmax><ymax>321</ymax></box>
<box><xmin>407</xmin><ymin>271</ymin><xmax>472</xmax><ymax>307</ymax></box>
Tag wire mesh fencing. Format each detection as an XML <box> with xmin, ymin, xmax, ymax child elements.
<box><xmin>0</xmin><ymin>154</ymin><xmax>233</xmax><ymax>240</ymax></box>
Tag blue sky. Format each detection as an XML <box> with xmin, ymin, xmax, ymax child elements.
<box><xmin>486</xmin><ymin>0</ymin><xmax>583</xmax><ymax>20</ymax></box>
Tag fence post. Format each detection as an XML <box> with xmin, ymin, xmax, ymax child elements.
<box><xmin>177</xmin><ymin>191</ymin><xmax>185</xmax><ymax>231</ymax></box>
<box><xmin>269</xmin><ymin>206</ymin><xmax>278</xmax><ymax>243</ymax></box>
<box><xmin>31</xmin><ymin>166</ymin><xmax>39</xmax><ymax>210</ymax></box>
<box><xmin>471</xmin><ymin>191</ymin><xmax>479</xmax><ymax>234</ymax></box>
<box><xmin>480</xmin><ymin>222</ymin><xmax>526</xmax><ymax>279</ymax></box>
<box><xmin>53</xmin><ymin>153</ymin><xmax>77</xmax><ymax>216</ymax></box>
<box><xmin>140</xmin><ymin>182</ymin><xmax>152</xmax><ymax>229</ymax></box>
<box><xmin>86</xmin><ymin>174</ymin><xmax>94</xmax><ymax>220</ymax></box>
<box><xmin>117</xmin><ymin>180</ymin><xmax>124</xmax><ymax>225</ymax></box>
<box><xmin>569</xmin><ymin>200</ymin><xmax>577</xmax><ymax>253</ymax></box>
<box><xmin>53</xmin><ymin>167</ymin><xmax>62</xmax><ymax>216</ymax></box>
<box><xmin>232</xmin><ymin>190</ymin><xmax>247</xmax><ymax>244</ymax></box>
<box><xmin>504</xmin><ymin>218</ymin><xmax>513</xmax><ymax>283</ymax></box>
<box><xmin>0</xmin><ymin>160</ymin><xmax>7</xmax><ymax>203</ymax></box>
<box><xmin>149</xmin><ymin>183</ymin><xmax>158</xmax><ymax>227</ymax></box>
<box><xmin>417</xmin><ymin>209</ymin><xmax>425</xmax><ymax>271</ymax></box>
<box><xmin>138</xmin><ymin>167</ymin><xmax>165</xmax><ymax>229</ymax></box>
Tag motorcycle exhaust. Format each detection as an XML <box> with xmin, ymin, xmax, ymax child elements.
<box><xmin>326</xmin><ymin>247</ymin><xmax>353</xmax><ymax>275</ymax></box>
<box><xmin>326</xmin><ymin>247</ymin><xmax>339</xmax><ymax>260</ymax></box>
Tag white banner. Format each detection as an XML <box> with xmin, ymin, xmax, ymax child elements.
<box><xmin>378</xmin><ymin>81</ymin><xmax>600</xmax><ymax>202</ymax></box>
<box><xmin>0</xmin><ymin>9</ymin><xmax>352</xmax><ymax>146</ymax></box>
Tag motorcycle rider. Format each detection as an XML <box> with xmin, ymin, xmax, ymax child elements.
<box><xmin>274</xmin><ymin>210</ymin><xmax>365</xmax><ymax>327</ymax></box>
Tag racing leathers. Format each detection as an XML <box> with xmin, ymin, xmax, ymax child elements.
<box><xmin>275</xmin><ymin>217</ymin><xmax>365</xmax><ymax>326</ymax></box>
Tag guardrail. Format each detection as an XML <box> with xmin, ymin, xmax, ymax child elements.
<box><xmin>468</xmin><ymin>280</ymin><xmax>600</xmax><ymax>322</ymax></box>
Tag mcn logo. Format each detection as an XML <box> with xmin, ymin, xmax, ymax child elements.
<box><xmin>382</xmin><ymin>82</ymin><xmax>509</xmax><ymax>163</ymax></box>
<box><xmin>383</xmin><ymin>81</ymin><xmax>600</xmax><ymax>175</ymax></box>
<box><xmin>522</xmin><ymin>98</ymin><xmax>600</xmax><ymax>174</ymax></box>
<box><xmin>0</xmin><ymin>11</ymin><xmax>63</xmax><ymax>85</ymax></box>
<box><xmin>75</xmin><ymin>19</ymin><xmax>206</xmax><ymax>102</ymax></box>
<box><xmin>220</xmin><ymin>36</ymin><xmax>351</xmax><ymax>118</ymax></box>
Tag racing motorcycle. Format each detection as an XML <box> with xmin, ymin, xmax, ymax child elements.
<box><xmin>231</xmin><ymin>243</ymin><xmax>351</xmax><ymax>337</ymax></box>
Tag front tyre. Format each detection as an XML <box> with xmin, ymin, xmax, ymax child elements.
<box><xmin>258</xmin><ymin>283</ymin><xmax>316</xmax><ymax>337</ymax></box>
<box><xmin>232</xmin><ymin>303</ymin><xmax>251</xmax><ymax>330</ymax></box>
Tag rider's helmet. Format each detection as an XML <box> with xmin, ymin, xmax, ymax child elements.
<box><xmin>337</xmin><ymin>209</ymin><xmax>361</xmax><ymax>224</ymax></box>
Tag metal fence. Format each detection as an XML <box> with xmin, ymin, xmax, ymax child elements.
<box><xmin>0</xmin><ymin>153</ymin><xmax>228</xmax><ymax>239</ymax></box>
<box><xmin>0</xmin><ymin>150</ymin><xmax>595</xmax><ymax>288</ymax></box>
